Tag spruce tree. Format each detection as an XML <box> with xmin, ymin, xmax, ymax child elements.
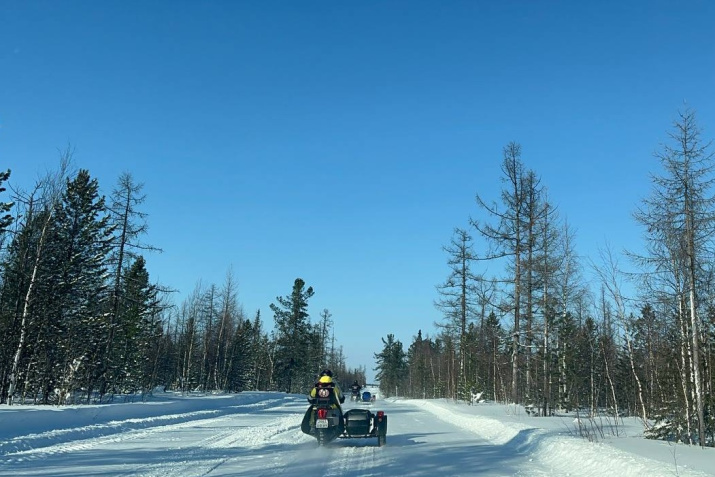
<box><xmin>48</xmin><ymin>169</ymin><xmax>113</xmax><ymax>403</ymax></box>
<box><xmin>374</xmin><ymin>334</ymin><xmax>407</xmax><ymax>397</ymax></box>
<box><xmin>115</xmin><ymin>256</ymin><xmax>159</xmax><ymax>394</ymax></box>
<box><xmin>270</xmin><ymin>278</ymin><xmax>314</xmax><ymax>394</ymax></box>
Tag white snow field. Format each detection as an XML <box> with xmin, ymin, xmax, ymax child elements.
<box><xmin>1</xmin><ymin>390</ymin><xmax>713</xmax><ymax>476</ymax></box>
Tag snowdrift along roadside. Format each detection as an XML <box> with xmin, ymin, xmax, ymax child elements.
<box><xmin>0</xmin><ymin>391</ymin><xmax>290</xmax><ymax>455</ymax></box>
<box><xmin>401</xmin><ymin>398</ymin><xmax>714</xmax><ymax>477</ymax></box>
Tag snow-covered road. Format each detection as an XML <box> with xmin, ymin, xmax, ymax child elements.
<box><xmin>1</xmin><ymin>392</ymin><xmax>713</xmax><ymax>476</ymax></box>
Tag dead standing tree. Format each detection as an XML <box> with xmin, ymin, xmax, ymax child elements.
<box><xmin>471</xmin><ymin>142</ymin><xmax>545</xmax><ymax>404</ymax></box>
<box><xmin>631</xmin><ymin>109</ymin><xmax>714</xmax><ymax>446</ymax></box>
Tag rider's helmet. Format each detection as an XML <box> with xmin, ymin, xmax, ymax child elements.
<box><xmin>320</xmin><ymin>369</ymin><xmax>333</xmax><ymax>377</ymax></box>
<box><xmin>353</xmin><ymin>380</ymin><xmax>359</xmax><ymax>385</ymax></box>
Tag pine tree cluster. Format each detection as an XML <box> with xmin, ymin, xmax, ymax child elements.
<box><xmin>0</xmin><ymin>161</ymin><xmax>363</xmax><ymax>405</ymax></box>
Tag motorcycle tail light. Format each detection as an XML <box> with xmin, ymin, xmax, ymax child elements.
<box><xmin>317</xmin><ymin>408</ymin><xmax>328</xmax><ymax>419</ymax></box>
<box><xmin>377</xmin><ymin>411</ymin><xmax>384</xmax><ymax>421</ymax></box>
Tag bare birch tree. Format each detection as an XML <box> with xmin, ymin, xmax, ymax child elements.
<box><xmin>5</xmin><ymin>152</ymin><xmax>72</xmax><ymax>404</ymax></box>
<box><xmin>593</xmin><ymin>243</ymin><xmax>648</xmax><ymax>424</ymax></box>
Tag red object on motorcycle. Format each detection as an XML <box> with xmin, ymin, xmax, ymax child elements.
<box><xmin>317</xmin><ymin>408</ymin><xmax>328</xmax><ymax>419</ymax></box>
<box><xmin>376</xmin><ymin>411</ymin><xmax>384</xmax><ymax>421</ymax></box>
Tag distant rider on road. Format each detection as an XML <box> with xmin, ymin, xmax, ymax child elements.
<box><xmin>350</xmin><ymin>380</ymin><xmax>362</xmax><ymax>400</ymax></box>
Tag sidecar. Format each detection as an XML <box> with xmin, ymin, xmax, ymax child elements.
<box><xmin>339</xmin><ymin>408</ymin><xmax>387</xmax><ymax>446</ymax></box>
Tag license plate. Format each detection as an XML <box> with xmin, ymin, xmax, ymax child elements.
<box><xmin>316</xmin><ymin>419</ymin><xmax>329</xmax><ymax>429</ymax></box>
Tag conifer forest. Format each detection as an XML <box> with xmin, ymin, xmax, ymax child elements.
<box><xmin>1</xmin><ymin>109</ymin><xmax>714</xmax><ymax>447</ymax></box>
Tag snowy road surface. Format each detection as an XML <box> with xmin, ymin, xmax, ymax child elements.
<box><xmin>1</xmin><ymin>392</ymin><xmax>713</xmax><ymax>476</ymax></box>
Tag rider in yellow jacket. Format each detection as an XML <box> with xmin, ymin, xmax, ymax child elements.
<box><xmin>301</xmin><ymin>369</ymin><xmax>345</xmax><ymax>434</ymax></box>
<box><xmin>309</xmin><ymin>373</ymin><xmax>345</xmax><ymax>407</ymax></box>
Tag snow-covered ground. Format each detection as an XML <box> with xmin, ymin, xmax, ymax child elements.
<box><xmin>1</xmin><ymin>391</ymin><xmax>713</xmax><ymax>476</ymax></box>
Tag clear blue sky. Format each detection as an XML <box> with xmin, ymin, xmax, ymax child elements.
<box><xmin>2</xmin><ymin>1</ymin><xmax>714</xmax><ymax>382</ymax></box>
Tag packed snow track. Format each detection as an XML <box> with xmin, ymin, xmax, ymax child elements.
<box><xmin>1</xmin><ymin>392</ymin><xmax>712</xmax><ymax>476</ymax></box>
<box><xmin>0</xmin><ymin>392</ymin><xmax>536</xmax><ymax>477</ymax></box>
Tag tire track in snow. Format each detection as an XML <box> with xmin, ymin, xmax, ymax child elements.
<box><xmin>246</xmin><ymin>425</ymin><xmax>385</xmax><ymax>477</ymax></box>
<box><xmin>324</xmin><ymin>444</ymin><xmax>378</xmax><ymax>477</ymax></box>
<box><xmin>1</xmin><ymin>413</ymin><xmax>238</xmax><ymax>467</ymax></box>
<box><xmin>120</xmin><ymin>410</ymin><xmax>305</xmax><ymax>477</ymax></box>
